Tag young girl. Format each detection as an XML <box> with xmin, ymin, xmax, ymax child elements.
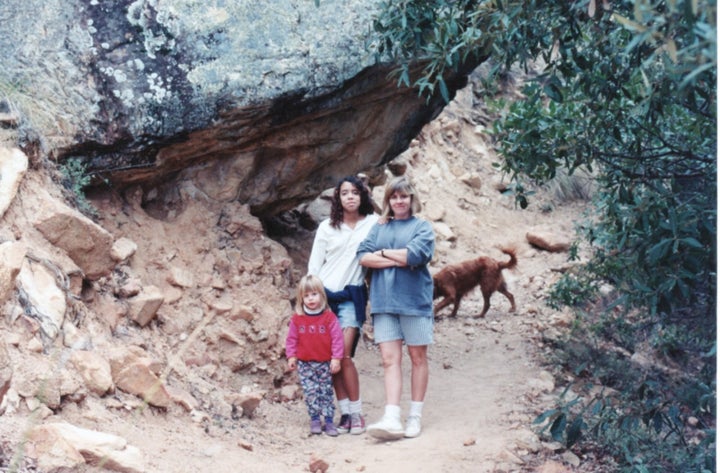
<box><xmin>285</xmin><ymin>274</ymin><xmax>344</xmax><ymax>436</ymax></box>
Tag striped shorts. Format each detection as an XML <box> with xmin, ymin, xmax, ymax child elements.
<box><xmin>372</xmin><ymin>313</ymin><xmax>434</xmax><ymax>346</ymax></box>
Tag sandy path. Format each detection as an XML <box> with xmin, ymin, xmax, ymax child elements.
<box><xmin>234</xmin><ymin>292</ymin><xmax>554</xmax><ymax>473</ymax></box>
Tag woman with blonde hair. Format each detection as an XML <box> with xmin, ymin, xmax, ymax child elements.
<box><xmin>357</xmin><ymin>176</ymin><xmax>435</xmax><ymax>440</ymax></box>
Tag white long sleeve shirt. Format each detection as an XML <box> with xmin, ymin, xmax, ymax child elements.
<box><xmin>308</xmin><ymin>214</ymin><xmax>379</xmax><ymax>292</ymax></box>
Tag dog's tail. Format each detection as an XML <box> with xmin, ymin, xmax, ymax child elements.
<box><xmin>498</xmin><ymin>247</ymin><xmax>518</xmax><ymax>271</ymax></box>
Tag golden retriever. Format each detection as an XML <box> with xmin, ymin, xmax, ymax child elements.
<box><xmin>433</xmin><ymin>247</ymin><xmax>517</xmax><ymax>318</ymax></box>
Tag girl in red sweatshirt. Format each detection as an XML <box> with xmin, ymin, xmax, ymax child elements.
<box><xmin>285</xmin><ymin>275</ymin><xmax>344</xmax><ymax>436</ymax></box>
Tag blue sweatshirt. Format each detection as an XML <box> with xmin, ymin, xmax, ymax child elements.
<box><xmin>357</xmin><ymin>216</ymin><xmax>435</xmax><ymax>317</ymax></box>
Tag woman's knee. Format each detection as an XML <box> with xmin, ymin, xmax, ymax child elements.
<box><xmin>407</xmin><ymin>346</ymin><xmax>428</xmax><ymax>365</ymax></box>
<box><xmin>380</xmin><ymin>344</ymin><xmax>402</xmax><ymax>368</ymax></box>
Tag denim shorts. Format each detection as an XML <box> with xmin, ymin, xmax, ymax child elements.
<box><xmin>372</xmin><ymin>313</ymin><xmax>434</xmax><ymax>346</ymax></box>
<box><xmin>336</xmin><ymin>301</ymin><xmax>361</xmax><ymax>329</ymax></box>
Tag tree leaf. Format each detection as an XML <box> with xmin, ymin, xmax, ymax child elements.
<box><xmin>534</xmin><ymin>408</ymin><xmax>559</xmax><ymax>425</ymax></box>
<box><xmin>438</xmin><ymin>77</ymin><xmax>449</xmax><ymax>103</ymax></box>
<box><xmin>550</xmin><ymin>413</ymin><xmax>567</xmax><ymax>442</ymax></box>
<box><xmin>567</xmin><ymin>416</ymin><xmax>584</xmax><ymax>447</ymax></box>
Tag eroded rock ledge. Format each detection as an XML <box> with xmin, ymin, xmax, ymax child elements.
<box><xmin>85</xmin><ymin>63</ymin><xmax>480</xmax><ymax>217</ymax></box>
<box><xmin>3</xmin><ymin>0</ymin><xmax>485</xmax><ymax>218</ymax></box>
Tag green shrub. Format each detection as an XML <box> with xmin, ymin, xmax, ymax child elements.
<box><xmin>59</xmin><ymin>157</ymin><xmax>97</xmax><ymax>218</ymax></box>
<box><xmin>536</xmin><ymin>317</ymin><xmax>716</xmax><ymax>472</ymax></box>
<box><xmin>371</xmin><ymin>1</ymin><xmax>716</xmax><ymax>469</ymax></box>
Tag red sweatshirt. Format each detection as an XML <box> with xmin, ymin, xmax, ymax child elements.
<box><xmin>285</xmin><ymin>308</ymin><xmax>344</xmax><ymax>362</ymax></box>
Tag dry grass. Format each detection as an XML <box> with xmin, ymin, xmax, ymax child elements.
<box><xmin>544</xmin><ymin>168</ymin><xmax>596</xmax><ymax>203</ymax></box>
<box><xmin>0</xmin><ymin>57</ymin><xmax>90</xmax><ymax>156</ymax></box>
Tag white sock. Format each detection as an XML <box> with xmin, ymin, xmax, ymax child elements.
<box><xmin>384</xmin><ymin>404</ymin><xmax>401</xmax><ymax>420</ymax></box>
<box><xmin>349</xmin><ymin>399</ymin><xmax>362</xmax><ymax>415</ymax></box>
<box><xmin>409</xmin><ymin>401</ymin><xmax>424</xmax><ymax>418</ymax></box>
<box><xmin>338</xmin><ymin>398</ymin><xmax>350</xmax><ymax>415</ymax></box>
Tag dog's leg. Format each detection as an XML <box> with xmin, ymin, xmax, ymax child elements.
<box><xmin>449</xmin><ymin>297</ymin><xmax>462</xmax><ymax>317</ymax></box>
<box><xmin>479</xmin><ymin>292</ymin><xmax>491</xmax><ymax>318</ymax></box>
<box><xmin>434</xmin><ymin>296</ymin><xmax>453</xmax><ymax>316</ymax></box>
<box><xmin>498</xmin><ymin>282</ymin><xmax>516</xmax><ymax>312</ymax></box>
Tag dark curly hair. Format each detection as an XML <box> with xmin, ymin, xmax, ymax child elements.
<box><xmin>329</xmin><ymin>175</ymin><xmax>375</xmax><ymax>229</ymax></box>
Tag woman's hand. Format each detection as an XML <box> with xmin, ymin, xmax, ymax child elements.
<box><xmin>379</xmin><ymin>248</ymin><xmax>407</xmax><ymax>267</ymax></box>
<box><xmin>330</xmin><ymin>359</ymin><xmax>341</xmax><ymax>374</ymax></box>
<box><xmin>287</xmin><ymin>357</ymin><xmax>297</xmax><ymax>371</ymax></box>
<box><xmin>360</xmin><ymin>248</ymin><xmax>407</xmax><ymax>268</ymax></box>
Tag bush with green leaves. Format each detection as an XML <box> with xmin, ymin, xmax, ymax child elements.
<box><xmin>371</xmin><ymin>0</ymin><xmax>716</xmax><ymax>317</ymax></box>
<box><xmin>369</xmin><ymin>1</ymin><xmax>716</xmax><ymax>470</ymax></box>
<box><xmin>59</xmin><ymin>157</ymin><xmax>97</xmax><ymax>218</ymax></box>
<box><xmin>537</xmin><ymin>318</ymin><xmax>716</xmax><ymax>472</ymax></box>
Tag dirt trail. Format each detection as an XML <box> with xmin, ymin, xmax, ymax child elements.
<box><xmin>251</xmin><ymin>241</ymin><xmax>571</xmax><ymax>473</ymax></box>
<box><xmin>114</xmin><ymin>241</ymin><xmax>570</xmax><ymax>473</ymax></box>
<box><xmin>94</xmin><ymin>284</ymin><xmax>563</xmax><ymax>473</ymax></box>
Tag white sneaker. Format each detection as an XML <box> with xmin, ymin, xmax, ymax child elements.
<box><xmin>367</xmin><ymin>415</ymin><xmax>404</xmax><ymax>441</ymax></box>
<box><xmin>404</xmin><ymin>415</ymin><xmax>422</xmax><ymax>438</ymax></box>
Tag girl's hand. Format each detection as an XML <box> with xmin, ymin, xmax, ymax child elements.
<box><xmin>330</xmin><ymin>359</ymin><xmax>341</xmax><ymax>374</ymax></box>
<box><xmin>287</xmin><ymin>357</ymin><xmax>297</xmax><ymax>371</ymax></box>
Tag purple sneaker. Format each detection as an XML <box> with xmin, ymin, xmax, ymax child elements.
<box><xmin>310</xmin><ymin>419</ymin><xmax>322</xmax><ymax>435</ymax></box>
<box><xmin>324</xmin><ymin>421</ymin><xmax>339</xmax><ymax>437</ymax></box>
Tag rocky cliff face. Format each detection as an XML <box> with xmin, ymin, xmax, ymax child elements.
<box><xmin>2</xmin><ymin>0</ymin><xmax>484</xmax><ymax>217</ymax></box>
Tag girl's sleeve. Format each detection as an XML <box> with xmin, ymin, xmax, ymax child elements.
<box><xmin>406</xmin><ymin>220</ymin><xmax>435</xmax><ymax>267</ymax></box>
<box><xmin>329</xmin><ymin>317</ymin><xmax>344</xmax><ymax>360</ymax></box>
<box><xmin>285</xmin><ymin>319</ymin><xmax>299</xmax><ymax>358</ymax></box>
<box><xmin>307</xmin><ymin>222</ymin><xmax>328</xmax><ymax>275</ymax></box>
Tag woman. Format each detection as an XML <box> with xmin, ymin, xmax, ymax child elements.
<box><xmin>307</xmin><ymin>175</ymin><xmax>378</xmax><ymax>434</ymax></box>
<box><xmin>357</xmin><ymin>175</ymin><xmax>435</xmax><ymax>440</ymax></box>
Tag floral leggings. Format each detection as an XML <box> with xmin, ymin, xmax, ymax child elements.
<box><xmin>297</xmin><ymin>360</ymin><xmax>335</xmax><ymax>420</ymax></box>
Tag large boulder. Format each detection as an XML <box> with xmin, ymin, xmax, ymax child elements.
<box><xmin>2</xmin><ymin>0</ymin><xmax>485</xmax><ymax>216</ymax></box>
<box><xmin>33</xmin><ymin>189</ymin><xmax>116</xmax><ymax>280</ymax></box>
<box><xmin>27</xmin><ymin>422</ymin><xmax>145</xmax><ymax>473</ymax></box>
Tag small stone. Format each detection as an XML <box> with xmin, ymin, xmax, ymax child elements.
<box><xmin>237</xmin><ymin>440</ymin><xmax>253</xmax><ymax>451</ymax></box>
<box><xmin>309</xmin><ymin>455</ymin><xmax>329</xmax><ymax>473</ymax></box>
